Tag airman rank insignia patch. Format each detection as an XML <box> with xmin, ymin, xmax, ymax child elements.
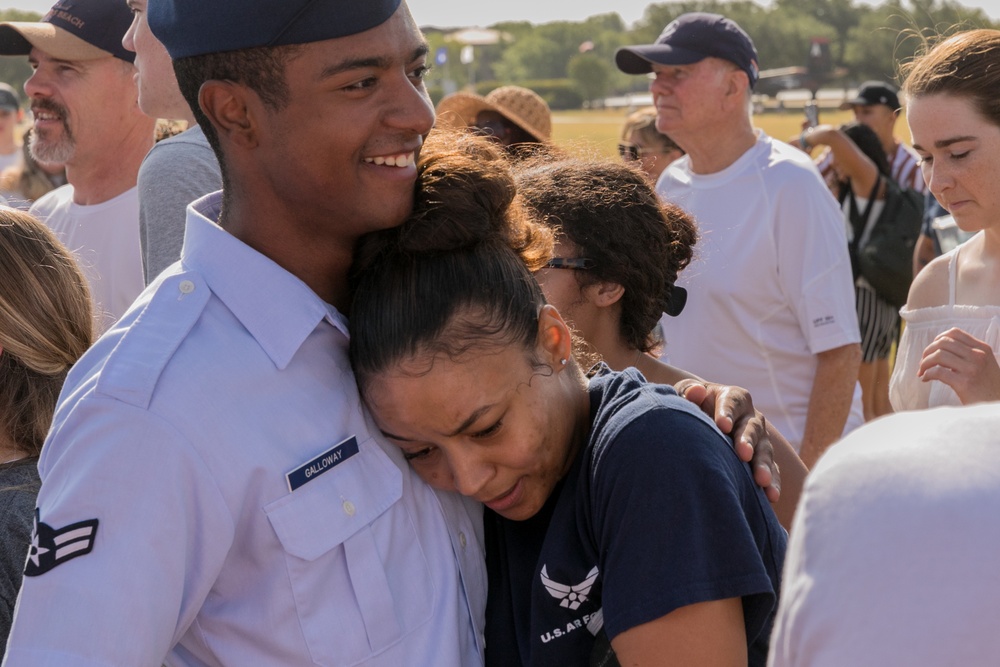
<box><xmin>23</xmin><ymin>510</ymin><xmax>99</xmax><ymax>577</ymax></box>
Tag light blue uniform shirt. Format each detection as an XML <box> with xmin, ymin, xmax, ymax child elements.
<box><xmin>4</xmin><ymin>193</ymin><xmax>487</xmax><ymax>667</ymax></box>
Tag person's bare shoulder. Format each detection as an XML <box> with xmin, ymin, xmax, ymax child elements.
<box><xmin>906</xmin><ymin>250</ymin><xmax>951</xmax><ymax>309</ymax></box>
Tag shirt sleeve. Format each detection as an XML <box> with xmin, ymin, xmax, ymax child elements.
<box><xmin>3</xmin><ymin>397</ymin><xmax>234</xmax><ymax>667</ymax></box>
<box><xmin>771</xmin><ymin>164</ymin><xmax>861</xmax><ymax>354</ymax></box>
<box><xmin>588</xmin><ymin>405</ymin><xmax>782</xmax><ymax>644</ymax></box>
<box><xmin>137</xmin><ymin>139</ymin><xmax>222</xmax><ymax>285</ymax></box>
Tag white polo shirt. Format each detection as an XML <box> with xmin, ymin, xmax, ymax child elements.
<box><xmin>4</xmin><ymin>193</ymin><xmax>486</xmax><ymax>667</ymax></box>
<box><xmin>657</xmin><ymin>132</ymin><xmax>863</xmax><ymax>450</ymax></box>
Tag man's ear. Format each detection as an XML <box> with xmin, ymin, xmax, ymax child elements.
<box><xmin>199</xmin><ymin>80</ymin><xmax>259</xmax><ymax>150</ymax></box>
<box><xmin>583</xmin><ymin>281</ymin><xmax>624</xmax><ymax>308</ymax></box>
<box><xmin>537</xmin><ymin>304</ymin><xmax>574</xmax><ymax>369</ymax></box>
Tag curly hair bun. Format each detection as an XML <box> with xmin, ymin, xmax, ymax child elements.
<box><xmin>352</xmin><ymin>129</ymin><xmax>551</xmax><ymax>283</ymax></box>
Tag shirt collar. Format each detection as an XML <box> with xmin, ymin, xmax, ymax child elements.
<box><xmin>180</xmin><ymin>192</ymin><xmax>349</xmax><ymax>369</ymax></box>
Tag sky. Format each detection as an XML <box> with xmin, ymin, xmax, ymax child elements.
<box><xmin>5</xmin><ymin>0</ymin><xmax>1000</xmax><ymax>27</ymax></box>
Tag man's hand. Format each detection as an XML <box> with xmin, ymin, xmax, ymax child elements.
<box><xmin>676</xmin><ymin>379</ymin><xmax>780</xmax><ymax>503</ymax></box>
<box><xmin>920</xmin><ymin>327</ymin><xmax>1000</xmax><ymax>404</ymax></box>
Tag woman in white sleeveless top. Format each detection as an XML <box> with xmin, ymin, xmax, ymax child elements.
<box><xmin>889</xmin><ymin>30</ymin><xmax>1000</xmax><ymax>410</ymax></box>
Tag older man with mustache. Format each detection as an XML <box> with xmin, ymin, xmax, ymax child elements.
<box><xmin>0</xmin><ymin>0</ymin><xmax>155</xmax><ymax>333</ymax></box>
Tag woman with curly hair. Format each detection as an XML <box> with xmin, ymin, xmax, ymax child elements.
<box><xmin>514</xmin><ymin>155</ymin><xmax>806</xmax><ymax>529</ymax></box>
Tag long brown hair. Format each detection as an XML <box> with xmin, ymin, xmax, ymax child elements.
<box><xmin>0</xmin><ymin>208</ymin><xmax>93</xmax><ymax>455</ymax></box>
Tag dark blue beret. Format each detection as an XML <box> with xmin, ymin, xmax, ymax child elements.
<box><xmin>148</xmin><ymin>0</ymin><xmax>403</xmax><ymax>59</ymax></box>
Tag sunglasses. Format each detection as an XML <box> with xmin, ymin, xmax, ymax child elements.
<box><xmin>545</xmin><ymin>257</ymin><xmax>594</xmax><ymax>270</ymax></box>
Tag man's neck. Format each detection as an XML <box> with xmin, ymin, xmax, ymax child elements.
<box><xmin>881</xmin><ymin>134</ymin><xmax>898</xmax><ymax>161</ymax></box>
<box><xmin>220</xmin><ymin>196</ymin><xmax>354</xmax><ymax>311</ymax></box>
<box><xmin>682</xmin><ymin>121</ymin><xmax>758</xmax><ymax>175</ymax></box>
<box><xmin>67</xmin><ymin>124</ymin><xmax>154</xmax><ymax>206</ymax></box>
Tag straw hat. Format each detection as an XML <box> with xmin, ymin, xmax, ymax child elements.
<box><xmin>436</xmin><ymin>85</ymin><xmax>552</xmax><ymax>143</ymax></box>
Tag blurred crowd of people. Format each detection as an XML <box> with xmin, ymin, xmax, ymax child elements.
<box><xmin>0</xmin><ymin>1</ymin><xmax>999</xmax><ymax>666</ymax></box>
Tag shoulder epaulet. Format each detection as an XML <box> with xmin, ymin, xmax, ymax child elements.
<box><xmin>95</xmin><ymin>272</ymin><xmax>211</xmax><ymax>409</ymax></box>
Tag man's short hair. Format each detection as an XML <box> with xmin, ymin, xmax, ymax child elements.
<box><xmin>172</xmin><ymin>45</ymin><xmax>301</xmax><ymax>190</ymax></box>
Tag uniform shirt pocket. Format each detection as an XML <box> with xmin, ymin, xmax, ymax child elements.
<box><xmin>265</xmin><ymin>437</ymin><xmax>433</xmax><ymax>666</ymax></box>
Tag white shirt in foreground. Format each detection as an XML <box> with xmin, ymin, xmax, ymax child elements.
<box><xmin>770</xmin><ymin>403</ymin><xmax>1000</xmax><ymax>666</ymax></box>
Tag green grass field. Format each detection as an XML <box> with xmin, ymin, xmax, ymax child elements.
<box><xmin>551</xmin><ymin>108</ymin><xmax>860</xmax><ymax>158</ymax></box>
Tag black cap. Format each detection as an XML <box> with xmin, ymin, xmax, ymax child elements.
<box><xmin>616</xmin><ymin>12</ymin><xmax>759</xmax><ymax>88</ymax></box>
<box><xmin>840</xmin><ymin>81</ymin><xmax>901</xmax><ymax>111</ymax></box>
<box><xmin>0</xmin><ymin>83</ymin><xmax>19</xmax><ymax>112</ymax></box>
<box><xmin>0</xmin><ymin>0</ymin><xmax>135</xmax><ymax>63</ymax></box>
<box><xmin>149</xmin><ymin>0</ymin><xmax>404</xmax><ymax>60</ymax></box>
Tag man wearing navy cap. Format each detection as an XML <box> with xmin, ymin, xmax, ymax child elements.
<box><xmin>0</xmin><ymin>0</ymin><xmax>155</xmax><ymax>333</ymax></box>
<box><xmin>616</xmin><ymin>13</ymin><xmax>863</xmax><ymax>468</ymax></box>
<box><xmin>3</xmin><ymin>2</ymin><xmax>486</xmax><ymax>666</ymax></box>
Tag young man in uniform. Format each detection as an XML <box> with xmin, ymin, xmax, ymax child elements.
<box><xmin>616</xmin><ymin>13</ymin><xmax>863</xmax><ymax>468</ymax></box>
<box><xmin>2</xmin><ymin>2</ymin><xmax>486</xmax><ymax>665</ymax></box>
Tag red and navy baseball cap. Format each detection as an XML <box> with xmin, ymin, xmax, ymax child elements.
<box><xmin>0</xmin><ymin>0</ymin><xmax>135</xmax><ymax>63</ymax></box>
<box><xmin>616</xmin><ymin>12</ymin><xmax>760</xmax><ymax>89</ymax></box>
<box><xmin>149</xmin><ymin>0</ymin><xmax>404</xmax><ymax>60</ymax></box>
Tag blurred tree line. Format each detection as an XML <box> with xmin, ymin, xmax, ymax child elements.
<box><xmin>421</xmin><ymin>0</ymin><xmax>995</xmax><ymax>108</ymax></box>
<box><xmin>1</xmin><ymin>1</ymin><xmax>994</xmax><ymax>112</ymax></box>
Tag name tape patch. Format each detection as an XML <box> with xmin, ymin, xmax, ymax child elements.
<box><xmin>286</xmin><ymin>435</ymin><xmax>359</xmax><ymax>492</ymax></box>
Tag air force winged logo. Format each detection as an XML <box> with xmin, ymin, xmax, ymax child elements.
<box><xmin>23</xmin><ymin>510</ymin><xmax>99</xmax><ymax>577</ymax></box>
<box><xmin>540</xmin><ymin>565</ymin><xmax>599</xmax><ymax>610</ymax></box>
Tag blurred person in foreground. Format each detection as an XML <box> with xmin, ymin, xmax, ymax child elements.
<box><xmin>0</xmin><ymin>0</ymin><xmax>156</xmax><ymax>332</ymax></box>
<box><xmin>618</xmin><ymin>106</ymin><xmax>684</xmax><ymax>183</ymax></box>
<box><xmin>123</xmin><ymin>0</ymin><xmax>221</xmax><ymax>285</ymax></box>
<box><xmin>616</xmin><ymin>12</ymin><xmax>862</xmax><ymax>468</ymax></box>
<box><xmin>0</xmin><ymin>206</ymin><xmax>92</xmax><ymax>661</ymax></box>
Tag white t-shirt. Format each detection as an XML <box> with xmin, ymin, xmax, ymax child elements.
<box><xmin>656</xmin><ymin>131</ymin><xmax>863</xmax><ymax>450</ymax></box>
<box><xmin>30</xmin><ymin>184</ymin><xmax>143</xmax><ymax>333</ymax></box>
<box><xmin>769</xmin><ymin>403</ymin><xmax>1000</xmax><ymax>666</ymax></box>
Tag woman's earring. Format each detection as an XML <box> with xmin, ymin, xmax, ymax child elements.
<box><xmin>560</xmin><ymin>358</ymin><xmax>568</xmax><ymax>366</ymax></box>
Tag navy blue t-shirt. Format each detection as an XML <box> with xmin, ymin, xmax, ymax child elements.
<box><xmin>485</xmin><ymin>367</ymin><xmax>786</xmax><ymax>666</ymax></box>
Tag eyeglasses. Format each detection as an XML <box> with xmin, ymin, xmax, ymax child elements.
<box><xmin>545</xmin><ymin>257</ymin><xmax>594</xmax><ymax>270</ymax></box>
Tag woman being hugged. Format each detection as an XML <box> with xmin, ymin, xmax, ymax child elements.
<box><xmin>0</xmin><ymin>207</ymin><xmax>93</xmax><ymax>655</ymax></box>
<box><xmin>890</xmin><ymin>30</ymin><xmax>1000</xmax><ymax>409</ymax></box>
<box><xmin>349</xmin><ymin>132</ymin><xmax>785</xmax><ymax>666</ymax></box>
